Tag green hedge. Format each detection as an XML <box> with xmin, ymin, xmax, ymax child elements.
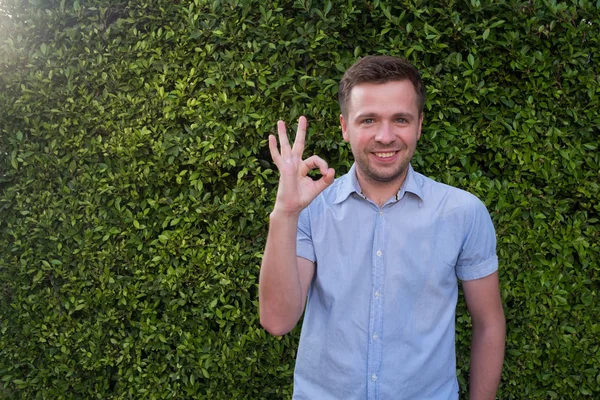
<box><xmin>0</xmin><ymin>0</ymin><xmax>598</xmax><ymax>398</ymax></box>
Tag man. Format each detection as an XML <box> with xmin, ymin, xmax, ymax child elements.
<box><xmin>259</xmin><ymin>55</ymin><xmax>505</xmax><ymax>400</ymax></box>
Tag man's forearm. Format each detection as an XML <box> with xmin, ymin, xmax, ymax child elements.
<box><xmin>469</xmin><ymin>320</ymin><xmax>506</xmax><ymax>400</ymax></box>
<box><xmin>258</xmin><ymin>210</ymin><xmax>305</xmax><ymax>336</ymax></box>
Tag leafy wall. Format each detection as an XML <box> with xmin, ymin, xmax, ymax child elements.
<box><xmin>0</xmin><ymin>0</ymin><xmax>598</xmax><ymax>398</ymax></box>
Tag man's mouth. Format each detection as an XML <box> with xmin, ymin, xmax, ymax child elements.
<box><xmin>374</xmin><ymin>151</ymin><xmax>397</xmax><ymax>158</ymax></box>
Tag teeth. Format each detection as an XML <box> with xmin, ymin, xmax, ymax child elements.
<box><xmin>375</xmin><ymin>152</ymin><xmax>396</xmax><ymax>158</ymax></box>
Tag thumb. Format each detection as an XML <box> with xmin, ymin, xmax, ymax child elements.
<box><xmin>315</xmin><ymin>168</ymin><xmax>335</xmax><ymax>191</ymax></box>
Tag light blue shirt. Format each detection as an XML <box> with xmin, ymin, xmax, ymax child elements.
<box><xmin>294</xmin><ymin>164</ymin><xmax>498</xmax><ymax>400</ymax></box>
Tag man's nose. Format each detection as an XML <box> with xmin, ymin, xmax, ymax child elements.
<box><xmin>375</xmin><ymin>123</ymin><xmax>395</xmax><ymax>144</ymax></box>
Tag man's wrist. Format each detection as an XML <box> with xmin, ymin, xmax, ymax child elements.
<box><xmin>269</xmin><ymin>207</ymin><xmax>302</xmax><ymax>221</ymax></box>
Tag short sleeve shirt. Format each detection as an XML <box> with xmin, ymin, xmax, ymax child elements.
<box><xmin>293</xmin><ymin>164</ymin><xmax>498</xmax><ymax>400</ymax></box>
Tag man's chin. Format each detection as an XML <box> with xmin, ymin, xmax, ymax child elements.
<box><xmin>370</xmin><ymin>174</ymin><xmax>405</xmax><ymax>183</ymax></box>
<box><xmin>363</xmin><ymin>167</ymin><xmax>408</xmax><ymax>183</ymax></box>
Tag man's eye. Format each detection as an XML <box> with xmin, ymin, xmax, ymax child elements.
<box><xmin>396</xmin><ymin>118</ymin><xmax>406</xmax><ymax>123</ymax></box>
<box><xmin>363</xmin><ymin>118</ymin><xmax>374</xmax><ymax>124</ymax></box>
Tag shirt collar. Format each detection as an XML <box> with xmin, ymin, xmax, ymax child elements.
<box><xmin>333</xmin><ymin>163</ymin><xmax>361</xmax><ymax>204</ymax></box>
<box><xmin>399</xmin><ymin>164</ymin><xmax>424</xmax><ymax>202</ymax></box>
<box><xmin>333</xmin><ymin>163</ymin><xmax>424</xmax><ymax>205</ymax></box>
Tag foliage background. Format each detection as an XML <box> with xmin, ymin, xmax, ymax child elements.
<box><xmin>0</xmin><ymin>0</ymin><xmax>598</xmax><ymax>398</ymax></box>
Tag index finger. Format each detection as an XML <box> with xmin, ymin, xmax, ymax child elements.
<box><xmin>291</xmin><ymin>116</ymin><xmax>307</xmax><ymax>155</ymax></box>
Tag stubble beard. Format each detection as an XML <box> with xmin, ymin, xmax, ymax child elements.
<box><xmin>353</xmin><ymin>147</ymin><xmax>414</xmax><ymax>185</ymax></box>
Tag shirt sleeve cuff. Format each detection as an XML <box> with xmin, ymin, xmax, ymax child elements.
<box><xmin>296</xmin><ymin>243</ymin><xmax>316</xmax><ymax>263</ymax></box>
<box><xmin>457</xmin><ymin>255</ymin><xmax>498</xmax><ymax>281</ymax></box>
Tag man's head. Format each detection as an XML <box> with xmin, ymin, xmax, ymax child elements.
<box><xmin>338</xmin><ymin>55</ymin><xmax>426</xmax><ymax>117</ymax></box>
<box><xmin>338</xmin><ymin>56</ymin><xmax>425</xmax><ymax>196</ymax></box>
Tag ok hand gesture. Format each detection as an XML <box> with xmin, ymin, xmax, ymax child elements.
<box><xmin>269</xmin><ymin>116</ymin><xmax>335</xmax><ymax>215</ymax></box>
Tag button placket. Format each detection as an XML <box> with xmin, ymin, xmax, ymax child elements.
<box><xmin>368</xmin><ymin>208</ymin><xmax>385</xmax><ymax>399</ymax></box>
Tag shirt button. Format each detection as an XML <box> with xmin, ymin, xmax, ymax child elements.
<box><xmin>378</xmin><ymin>211</ymin><xmax>383</xmax><ymax>216</ymax></box>
<box><xmin>374</xmin><ymin>291</ymin><xmax>380</xmax><ymax>298</ymax></box>
<box><xmin>373</xmin><ymin>333</ymin><xmax>378</xmax><ymax>340</ymax></box>
<box><xmin>376</xmin><ymin>250</ymin><xmax>382</xmax><ymax>257</ymax></box>
<box><xmin>371</xmin><ymin>374</ymin><xmax>377</xmax><ymax>382</ymax></box>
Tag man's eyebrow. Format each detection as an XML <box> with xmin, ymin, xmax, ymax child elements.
<box><xmin>353</xmin><ymin>112</ymin><xmax>415</xmax><ymax>121</ymax></box>
<box><xmin>353</xmin><ymin>112</ymin><xmax>378</xmax><ymax>121</ymax></box>
<box><xmin>391</xmin><ymin>112</ymin><xmax>415</xmax><ymax>120</ymax></box>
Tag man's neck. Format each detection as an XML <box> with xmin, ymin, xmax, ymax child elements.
<box><xmin>355</xmin><ymin>169</ymin><xmax>408</xmax><ymax>207</ymax></box>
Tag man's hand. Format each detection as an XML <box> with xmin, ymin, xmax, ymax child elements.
<box><xmin>269</xmin><ymin>116</ymin><xmax>335</xmax><ymax>215</ymax></box>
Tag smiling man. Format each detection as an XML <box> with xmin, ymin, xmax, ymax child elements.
<box><xmin>259</xmin><ymin>56</ymin><xmax>505</xmax><ymax>400</ymax></box>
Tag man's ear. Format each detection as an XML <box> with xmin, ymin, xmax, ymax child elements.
<box><xmin>417</xmin><ymin>112</ymin><xmax>424</xmax><ymax>140</ymax></box>
<box><xmin>340</xmin><ymin>114</ymin><xmax>349</xmax><ymax>142</ymax></box>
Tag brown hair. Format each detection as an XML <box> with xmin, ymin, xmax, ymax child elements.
<box><xmin>338</xmin><ymin>55</ymin><xmax>426</xmax><ymax>116</ymax></box>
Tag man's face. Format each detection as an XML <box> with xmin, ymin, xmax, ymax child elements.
<box><xmin>340</xmin><ymin>80</ymin><xmax>423</xmax><ymax>187</ymax></box>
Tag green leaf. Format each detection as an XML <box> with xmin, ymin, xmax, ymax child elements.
<box><xmin>33</xmin><ymin>270</ymin><xmax>43</xmax><ymax>284</ymax></box>
<box><xmin>324</xmin><ymin>0</ymin><xmax>332</xmax><ymax>16</ymax></box>
<box><xmin>482</xmin><ymin>28</ymin><xmax>490</xmax><ymax>40</ymax></box>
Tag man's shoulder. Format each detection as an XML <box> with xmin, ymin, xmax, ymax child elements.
<box><xmin>415</xmin><ymin>170</ymin><xmax>488</xmax><ymax>212</ymax></box>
